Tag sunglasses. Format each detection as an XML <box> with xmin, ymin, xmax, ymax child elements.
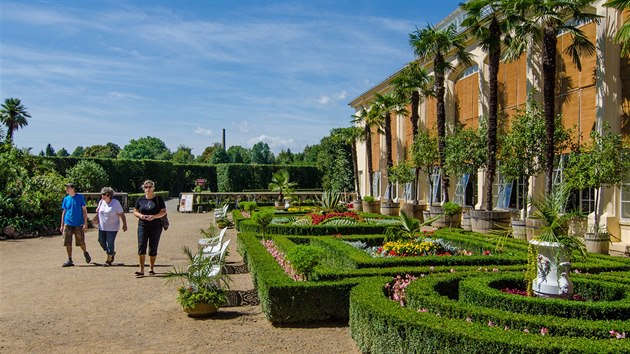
<box><xmin>144</xmin><ymin>186</ymin><xmax>154</xmax><ymax>189</ymax></box>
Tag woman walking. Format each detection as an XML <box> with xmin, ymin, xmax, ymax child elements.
<box><xmin>133</xmin><ymin>180</ymin><xmax>166</xmax><ymax>276</ymax></box>
<box><xmin>95</xmin><ymin>187</ymin><xmax>127</xmax><ymax>265</ymax></box>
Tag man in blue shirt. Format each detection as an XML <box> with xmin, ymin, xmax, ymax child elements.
<box><xmin>60</xmin><ymin>182</ymin><xmax>91</xmax><ymax>267</ymax></box>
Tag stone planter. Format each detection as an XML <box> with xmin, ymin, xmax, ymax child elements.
<box><xmin>274</xmin><ymin>201</ymin><xmax>286</xmax><ymax>211</ymax></box>
<box><xmin>526</xmin><ymin>217</ymin><xmax>546</xmax><ymax>241</ymax></box>
<box><xmin>530</xmin><ymin>240</ymin><xmax>573</xmax><ymax>299</ymax></box>
<box><xmin>567</xmin><ymin>217</ymin><xmax>587</xmax><ymax>238</ymax></box>
<box><xmin>429</xmin><ymin>206</ymin><xmax>461</xmax><ymax>228</ymax></box>
<box><xmin>380</xmin><ymin>201</ymin><xmax>400</xmax><ymax>216</ymax></box>
<box><xmin>422</xmin><ymin>210</ymin><xmax>432</xmax><ymax>225</ymax></box>
<box><xmin>584</xmin><ymin>232</ymin><xmax>610</xmax><ymax>254</ymax></box>
<box><xmin>184</xmin><ymin>302</ymin><xmax>219</xmax><ymax>317</ymax></box>
<box><xmin>470</xmin><ymin>210</ymin><xmax>511</xmax><ymax>234</ymax></box>
<box><xmin>511</xmin><ymin>219</ymin><xmax>527</xmax><ymax>240</ymax></box>
<box><xmin>362</xmin><ymin>201</ymin><xmax>381</xmax><ymax>214</ymax></box>
<box><xmin>461</xmin><ymin>211</ymin><xmax>472</xmax><ymax>231</ymax></box>
<box><xmin>351</xmin><ymin>200</ymin><xmax>363</xmax><ymax>212</ymax></box>
<box><xmin>401</xmin><ymin>203</ymin><xmax>426</xmax><ymax>221</ymax></box>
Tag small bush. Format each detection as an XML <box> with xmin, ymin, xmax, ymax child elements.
<box><xmin>286</xmin><ymin>245</ymin><xmax>324</xmax><ymax>280</ymax></box>
<box><xmin>65</xmin><ymin>160</ymin><xmax>109</xmax><ymax>192</ymax></box>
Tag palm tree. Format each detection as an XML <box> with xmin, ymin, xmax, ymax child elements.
<box><xmin>504</xmin><ymin>0</ymin><xmax>599</xmax><ymax>194</ymax></box>
<box><xmin>268</xmin><ymin>169</ymin><xmax>296</xmax><ymax>203</ymax></box>
<box><xmin>335</xmin><ymin>126</ymin><xmax>366</xmax><ymax>201</ymax></box>
<box><xmin>351</xmin><ymin>105</ymin><xmax>382</xmax><ymax>197</ymax></box>
<box><xmin>604</xmin><ymin>0</ymin><xmax>630</xmax><ymax>55</ymax></box>
<box><xmin>409</xmin><ymin>24</ymin><xmax>471</xmax><ymax>203</ymax></box>
<box><xmin>371</xmin><ymin>92</ymin><xmax>408</xmax><ymax>204</ymax></box>
<box><xmin>461</xmin><ymin>0</ymin><xmax>516</xmax><ymax>211</ymax></box>
<box><xmin>0</xmin><ymin>98</ymin><xmax>31</xmax><ymax>143</ymax></box>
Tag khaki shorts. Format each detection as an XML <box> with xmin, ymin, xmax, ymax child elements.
<box><xmin>63</xmin><ymin>225</ymin><xmax>86</xmax><ymax>247</ymax></box>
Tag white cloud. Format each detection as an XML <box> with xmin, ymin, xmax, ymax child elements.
<box><xmin>316</xmin><ymin>90</ymin><xmax>347</xmax><ymax>105</ymax></box>
<box><xmin>248</xmin><ymin>135</ymin><xmax>296</xmax><ymax>150</ymax></box>
<box><xmin>237</xmin><ymin>121</ymin><xmax>250</xmax><ymax>133</ymax></box>
<box><xmin>195</xmin><ymin>127</ymin><xmax>213</xmax><ymax>136</ymax></box>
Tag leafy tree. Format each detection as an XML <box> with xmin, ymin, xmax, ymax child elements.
<box><xmin>444</xmin><ymin>120</ymin><xmax>487</xmax><ymax>186</ymax></box>
<box><xmin>294</xmin><ymin>144</ymin><xmax>320</xmax><ymax>165</ymax></box>
<box><xmin>335</xmin><ymin>126</ymin><xmax>365</xmax><ymax>199</ymax></box>
<box><xmin>197</xmin><ymin>143</ymin><xmax>222</xmax><ymax>163</ymax></box>
<box><xmin>44</xmin><ymin>144</ymin><xmax>55</xmax><ymax>156</ymax></box>
<box><xmin>351</xmin><ymin>106</ymin><xmax>382</xmax><ymax>197</ymax></box>
<box><xmin>268</xmin><ymin>169</ymin><xmax>296</xmax><ymax>202</ymax></box>
<box><xmin>226</xmin><ymin>145</ymin><xmax>251</xmax><ymax>164</ymax></box>
<box><xmin>250</xmin><ymin>142</ymin><xmax>274</xmax><ymax>164</ymax></box>
<box><xmin>316</xmin><ymin>129</ymin><xmax>353</xmax><ymax>191</ymax></box>
<box><xmin>172</xmin><ymin>145</ymin><xmax>195</xmax><ymax>164</ymax></box>
<box><xmin>392</xmin><ymin>61</ymin><xmax>433</xmax><ymax>138</ymax></box>
<box><xmin>118</xmin><ymin>136</ymin><xmax>172</xmax><ymax>160</ymax></box>
<box><xmin>0</xmin><ymin>98</ymin><xmax>31</xmax><ymax>143</ymax></box>
<box><xmin>83</xmin><ymin>143</ymin><xmax>120</xmax><ymax>159</ymax></box>
<box><xmin>56</xmin><ymin>148</ymin><xmax>69</xmax><ymax>157</ymax></box>
<box><xmin>329</xmin><ymin>149</ymin><xmax>354</xmax><ymax>193</ymax></box>
<box><xmin>505</xmin><ymin>0</ymin><xmax>599</xmax><ymax>194</ymax></box>
<box><xmin>71</xmin><ymin>146</ymin><xmax>84</xmax><ymax>157</ymax></box>
<box><xmin>275</xmin><ymin>149</ymin><xmax>295</xmax><ymax>165</ymax></box>
<box><xmin>604</xmin><ymin>0</ymin><xmax>630</xmax><ymax>55</ymax></box>
<box><xmin>66</xmin><ymin>160</ymin><xmax>109</xmax><ymax>192</ymax></box>
<box><xmin>409</xmin><ymin>24</ymin><xmax>471</xmax><ymax>202</ymax></box>
<box><xmin>411</xmin><ymin>129</ymin><xmax>439</xmax><ymax>205</ymax></box>
<box><xmin>210</xmin><ymin>147</ymin><xmax>231</xmax><ymax>164</ymax></box>
<box><xmin>371</xmin><ymin>93</ymin><xmax>408</xmax><ymax>203</ymax></box>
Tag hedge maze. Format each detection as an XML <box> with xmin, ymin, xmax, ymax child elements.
<box><xmin>237</xmin><ymin>221</ymin><xmax>630</xmax><ymax>353</ymax></box>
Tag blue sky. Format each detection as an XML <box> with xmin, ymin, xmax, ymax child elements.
<box><xmin>1</xmin><ymin>0</ymin><xmax>461</xmax><ymax>156</ymax></box>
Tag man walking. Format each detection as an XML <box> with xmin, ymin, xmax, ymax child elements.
<box><xmin>60</xmin><ymin>182</ymin><xmax>91</xmax><ymax>267</ymax></box>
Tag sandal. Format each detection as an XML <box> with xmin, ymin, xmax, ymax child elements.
<box><xmin>134</xmin><ymin>271</ymin><xmax>144</xmax><ymax>276</ymax></box>
<box><xmin>149</xmin><ymin>270</ymin><xmax>156</xmax><ymax>276</ymax></box>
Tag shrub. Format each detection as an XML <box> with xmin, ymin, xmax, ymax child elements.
<box><xmin>286</xmin><ymin>245</ymin><xmax>325</xmax><ymax>280</ymax></box>
<box><xmin>252</xmin><ymin>209</ymin><xmax>275</xmax><ymax>237</ymax></box>
<box><xmin>65</xmin><ymin>160</ymin><xmax>109</xmax><ymax>192</ymax></box>
<box><xmin>442</xmin><ymin>201</ymin><xmax>462</xmax><ymax>216</ymax></box>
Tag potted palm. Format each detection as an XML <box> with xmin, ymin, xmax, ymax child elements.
<box><xmin>564</xmin><ymin>123</ymin><xmax>629</xmax><ymax>254</ymax></box>
<box><xmin>165</xmin><ymin>245</ymin><xmax>230</xmax><ymax>317</ymax></box>
<box><xmin>527</xmin><ymin>185</ymin><xmax>586</xmax><ymax>299</ymax></box>
<box><xmin>269</xmin><ymin>169</ymin><xmax>297</xmax><ymax>210</ymax></box>
<box><xmin>385</xmin><ymin>161</ymin><xmax>415</xmax><ymax>217</ymax></box>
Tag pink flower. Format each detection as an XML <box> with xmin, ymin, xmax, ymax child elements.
<box><xmin>492</xmin><ymin>268</ymin><xmax>499</xmax><ymax>272</ymax></box>
<box><xmin>487</xmin><ymin>321</ymin><xmax>495</xmax><ymax>327</ymax></box>
<box><xmin>540</xmin><ymin>327</ymin><xmax>548</xmax><ymax>336</ymax></box>
<box><xmin>418</xmin><ymin>308</ymin><xmax>428</xmax><ymax>313</ymax></box>
<box><xmin>523</xmin><ymin>328</ymin><xmax>530</xmax><ymax>334</ymax></box>
<box><xmin>465</xmin><ymin>317</ymin><xmax>472</xmax><ymax>323</ymax></box>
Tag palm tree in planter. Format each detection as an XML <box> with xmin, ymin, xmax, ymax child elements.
<box><xmin>388</xmin><ymin>160</ymin><xmax>416</xmax><ymax>217</ymax></box>
<box><xmin>0</xmin><ymin>98</ymin><xmax>31</xmax><ymax>144</ymax></box>
<box><xmin>504</xmin><ymin>0</ymin><xmax>600</xmax><ymax>194</ymax></box>
<box><xmin>410</xmin><ymin>128</ymin><xmax>439</xmax><ymax>222</ymax></box>
<box><xmin>409</xmin><ymin>24</ymin><xmax>471</xmax><ymax>203</ymax></box>
<box><xmin>564</xmin><ymin>123</ymin><xmax>630</xmax><ymax>253</ymax></box>
<box><xmin>351</xmin><ymin>105</ymin><xmax>383</xmax><ymax>205</ymax></box>
<box><xmin>444</xmin><ymin>120</ymin><xmax>487</xmax><ymax>230</ymax></box>
<box><xmin>371</xmin><ymin>92</ymin><xmax>408</xmax><ymax>216</ymax></box>
<box><xmin>335</xmin><ymin>126</ymin><xmax>366</xmax><ymax>211</ymax></box>
<box><xmin>268</xmin><ymin>169</ymin><xmax>296</xmax><ymax>210</ymax></box>
<box><xmin>527</xmin><ymin>184</ymin><xmax>586</xmax><ymax>298</ymax></box>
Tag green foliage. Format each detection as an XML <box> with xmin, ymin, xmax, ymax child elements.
<box><xmin>83</xmin><ymin>143</ymin><xmax>121</xmax><ymax>158</ymax></box>
<box><xmin>65</xmin><ymin>160</ymin><xmax>109</xmax><ymax>192</ymax></box>
<box><xmin>215</xmin><ymin>164</ymin><xmax>320</xmax><ymax>192</ymax></box>
<box><xmin>268</xmin><ymin>169</ymin><xmax>297</xmax><ymax>201</ymax></box>
<box><xmin>0</xmin><ymin>97</ymin><xmax>30</xmax><ymax>142</ymax></box>
<box><xmin>171</xmin><ymin>145</ymin><xmax>195</xmax><ymax>164</ymax></box>
<box><xmin>238</xmin><ymin>201</ymin><xmax>258</xmax><ymax>213</ymax></box>
<box><xmin>250</xmin><ymin>141</ymin><xmax>275</xmax><ymax>164</ymax></box>
<box><xmin>442</xmin><ymin>201</ymin><xmax>462</xmax><ymax>216</ymax></box>
<box><xmin>286</xmin><ymin>245</ymin><xmax>324</xmax><ymax>280</ymax></box>
<box><xmin>363</xmin><ymin>195</ymin><xmax>376</xmax><ymax>203</ymax></box>
<box><xmin>445</xmin><ymin>121</ymin><xmax>487</xmax><ymax>177</ymax></box>
<box><xmin>319</xmin><ymin>190</ymin><xmax>343</xmax><ymax>211</ymax></box>
<box><xmin>118</xmin><ymin>136</ymin><xmax>172</xmax><ymax>160</ymax></box>
<box><xmin>226</xmin><ymin>145</ymin><xmax>252</xmax><ymax>164</ymax></box>
<box><xmin>252</xmin><ymin>209</ymin><xmax>275</xmax><ymax>237</ymax></box>
<box><xmin>210</xmin><ymin>147</ymin><xmax>230</xmax><ymax>164</ymax></box>
<box><xmin>55</xmin><ymin>148</ymin><xmax>69</xmax><ymax>157</ymax></box>
<box><xmin>71</xmin><ymin>146</ymin><xmax>84</xmax><ymax>157</ymax></box>
<box><xmin>387</xmin><ymin>160</ymin><xmax>415</xmax><ymax>185</ymax></box>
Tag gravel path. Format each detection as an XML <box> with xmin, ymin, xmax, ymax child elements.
<box><xmin>0</xmin><ymin>199</ymin><xmax>359</xmax><ymax>353</ymax></box>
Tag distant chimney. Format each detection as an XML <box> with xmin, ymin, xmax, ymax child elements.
<box><xmin>222</xmin><ymin>129</ymin><xmax>226</xmax><ymax>150</ymax></box>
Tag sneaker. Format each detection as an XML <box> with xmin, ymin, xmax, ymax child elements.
<box><xmin>84</xmin><ymin>251</ymin><xmax>91</xmax><ymax>264</ymax></box>
<box><xmin>111</xmin><ymin>252</ymin><xmax>115</xmax><ymax>263</ymax></box>
<box><xmin>62</xmin><ymin>260</ymin><xmax>74</xmax><ymax>267</ymax></box>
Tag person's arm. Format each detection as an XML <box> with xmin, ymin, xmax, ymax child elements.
<box><xmin>82</xmin><ymin>206</ymin><xmax>88</xmax><ymax>230</ymax></box>
<box><xmin>119</xmin><ymin>213</ymin><xmax>128</xmax><ymax>231</ymax></box>
<box><xmin>59</xmin><ymin>210</ymin><xmax>66</xmax><ymax>233</ymax></box>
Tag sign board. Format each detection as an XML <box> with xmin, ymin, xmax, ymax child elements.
<box><xmin>196</xmin><ymin>179</ymin><xmax>207</xmax><ymax>186</ymax></box>
<box><xmin>179</xmin><ymin>193</ymin><xmax>194</xmax><ymax>212</ymax></box>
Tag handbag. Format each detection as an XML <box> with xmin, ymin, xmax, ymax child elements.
<box><xmin>161</xmin><ymin>214</ymin><xmax>169</xmax><ymax>230</ymax></box>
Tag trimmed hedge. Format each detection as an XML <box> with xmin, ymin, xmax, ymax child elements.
<box><xmin>215</xmin><ymin>164</ymin><xmax>320</xmax><ymax>192</ymax></box>
<box><xmin>350</xmin><ymin>277</ymin><xmax>630</xmax><ymax>353</ymax></box>
<box><xmin>238</xmin><ymin>218</ymin><xmax>392</xmax><ymax>235</ymax></box>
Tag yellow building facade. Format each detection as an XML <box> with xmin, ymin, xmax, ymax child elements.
<box><xmin>349</xmin><ymin>1</ymin><xmax>630</xmax><ymax>254</ymax></box>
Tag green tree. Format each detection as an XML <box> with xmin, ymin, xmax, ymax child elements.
<box><xmin>351</xmin><ymin>106</ymin><xmax>382</xmax><ymax>197</ymax></box>
<box><xmin>505</xmin><ymin>0</ymin><xmax>599</xmax><ymax>194</ymax></box>
<box><xmin>296</xmin><ymin>144</ymin><xmax>320</xmax><ymax>165</ymax></box>
<box><xmin>268</xmin><ymin>169</ymin><xmax>296</xmax><ymax>202</ymax></box>
<box><xmin>197</xmin><ymin>143</ymin><xmax>221</xmax><ymax>163</ymax></box>
<box><xmin>210</xmin><ymin>147</ymin><xmax>231</xmax><ymax>164</ymax></box>
<box><xmin>275</xmin><ymin>149</ymin><xmax>295</xmax><ymax>165</ymax></box>
<box><xmin>172</xmin><ymin>145</ymin><xmax>195</xmax><ymax>164</ymax></box>
<box><xmin>409</xmin><ymin>24</ymin><xmax>471</xmax><ymax>202</ymax></box>
<box><xmin>335</xmin><ymin>126</ymin><xmax>365</xmax><ymax>199</ymax></box>
<box><xmin>83</xmin><ymin>143</ymin><xmax>120</xmax><ymax>158</ymax></box>
<box><xmin>0</xmin><ymin>98</ymin><xmax>31</xmax><ymax>143</ymax></box>
<box><xmin>250</xmin><ymin>142</ymin><xmax>274</xmax><ymax>164</ymax></box>
<box><xmin>226</xmin><ymin>145</ymin><xmax>251</xmax><ymax>164</ymax></box>
<box><xmin>71</xmin><ymin>146</ymin><xmax>84</xmax><ymax>157</ymax></box>
<box><xmin>411</xmin><ymin>129</ymin><xmax>439</xmax><ymax>205</ymax></box>
<box><xmin>45</xmin><ymin>143</ymin><xmax>55</xmax><ymax>156</ymax></box>
<box><xmin>392</xmin><ymin>61</ymin><xmax>433</xmax><ymax>139</ymax></box>
<box><xmin>56</xmin><ymin>148</ymin><xmax>69</xmax><ymax>157</ymax></box>
<box><xmin>66</xmin><ymin>160</ymin><xmax>109</xmax><ymax>192</ymax></box>
<box><xmin>118</xmin><ymin>136</ymin><xmax>172</xmax><ymax>160</ymax></box>
<box><xmin>444</xmin><ymin>121</ymin><xmax>487</xmax><ymax>189</ymax></box>
<box><xmin>604</xmin><ymin>0</ymin><xmax>630</xmax><ymax>55</ymax></box>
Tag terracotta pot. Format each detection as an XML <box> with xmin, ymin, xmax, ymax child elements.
<box><xmin>184</xmin><ymin>302</ymin><xmax>218</xmax><ymax>317</ymax></box>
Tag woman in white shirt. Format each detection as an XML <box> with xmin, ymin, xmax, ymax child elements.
<box><xmin>96</xmin><ymin>187</ymin><xmax>127</xmax><ymax>265</ymax></box>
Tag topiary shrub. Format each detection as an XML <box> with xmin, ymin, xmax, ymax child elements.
<box><xmin>286</xmin><ymin>245</ymin><xmax>324</xmax><ymax>280</ymax></box>
<box><xmin>65</xmin><ymin>160</ymin><xmax>109</xmax><ymax>192</ymax></box>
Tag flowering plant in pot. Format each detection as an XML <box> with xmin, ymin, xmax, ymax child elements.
<box><xmin>165</xmin><ymin>245</ymin><xmax>230</xmax><ymax>317</ymax></box>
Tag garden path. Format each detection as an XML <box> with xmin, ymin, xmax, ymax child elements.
<box><xmin>0</xmin><ymin>199</ymin><xmax>359</xmax><ymax>353</ymax></box>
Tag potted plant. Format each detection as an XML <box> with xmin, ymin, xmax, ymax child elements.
<box><xmin>410</xmin><ymin>129</ymin><xmax>439</xmax><ymax>221</ymax></box>
<box><xmin>564</xmin><ymin>123</ymin><xmax>630</xmax><ymax>254</ymax></box>
<box><xmin>383</xmin><ymin>161</ymin><xmax>415</xmax><ymax>216</ymax></box>
<box><xmin>432</xmin><ymin>201</ymin><xmax>462</xmax><ymax>228</ymax></box>
<box><xmin>268</xmin><ymin>169</ymin><xmax>297</xmax><ymax>210</ymax></box>
<box><xmin>165</xmin><ymin>245</ymin><xmax>230</xmax><ymax>317</ymax></box>
<box><xmin>361</xmin><ymin>195</ymin><xmax>380</xmax><ymax>214</ymax></box>
<box><xmin>527</xmin><ymin>185</ymin><xmax>586</xmax><ymax>299</ymax></box>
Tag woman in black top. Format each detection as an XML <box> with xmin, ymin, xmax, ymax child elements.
<box><xmin>133</xmin><ymin>180</ymin><xmax>167</xmax><ymax>276</ymax></box>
